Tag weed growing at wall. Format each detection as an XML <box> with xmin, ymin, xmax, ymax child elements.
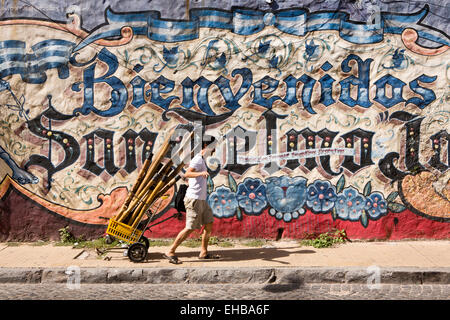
<box><xmin>57</xmin><ymin>226</ymin><xmax>121</xmax><ymax>248</ymax></box>
<box><xmin>58</xmin><ymin>226</ymin><xmax>78</xmax><ymax>244</ymax></box>
<box><xmin>299</xmin><ymin>229</ymin><xmax>349</xmax><ymax>248</ymax></box>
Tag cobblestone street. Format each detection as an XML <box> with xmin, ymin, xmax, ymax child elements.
<box><xmin>0</xmin><ymin>283</ymin><xmax>448</xmax><ymax>300</ymax></box>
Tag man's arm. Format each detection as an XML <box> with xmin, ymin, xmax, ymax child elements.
<box><xmin>184</xmin><ymin>166</ymin><xmax>209</xmax><ymax>178</ymax></box>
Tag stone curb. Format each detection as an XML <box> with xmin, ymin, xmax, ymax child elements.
<box><xmin>0</xmin><ymin>267</ymin><xmax>449</xmax><ymax>285</ymax></box>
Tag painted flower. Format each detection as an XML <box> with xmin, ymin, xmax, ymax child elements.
<box><xmin>266</xmin><ymin>176</ymin><xmax>307</xmax><ymax>213</ymax></box>
<box><xmin>0</xmin><ymin>79</ymin><xmax>10</xmax><ymax>92</ymax></box>
<box><xmin>365</xmin><ymin>192</ymin><xmax>388</xmax><ymax>219</ymax></box>
<box><xmin>162</xmin><ymin>46</ymin><xmax>179</xmax><ymax>65</ymax></box>
<box><xmin>391</xmin><ymin>48</ymin><xmax>406</xmax><ymax>69</ymax></box>
<box><xmin>207</xmin><ymin>186</ymin><xmax>238</xmax><ymax>218</ymax></box>
<box><xmin>334</xmin><ymin>187</ymin><xmax>366</xmax><ymax>221</ymax></box>
<box><xmin>258</xmin><ymin>40</ymin><xmax>271</xmax><ymax>55</ymax></box>
<box><xmin>268</xmin><ymin>55</ymin><xmax>279</xmax><ymax>69</ymax></box>
<box><xmin>215</xmin><ymin>52</ymin><xmax>227</xmax><ymax>68</ymax></box>
<box><xmin>382</xmin><ymin>48</ymin><xmax>407</xmax><ymax>70</ymax></box>
<box><xmin>236</xmin><ymin>178</ymin><xmax>267</xmax><ymax>215</ymax></box>
<box><xmin>306</xmin><ymin>180</ymin><xmax>337</xmax><ymax>213</ymax></box>
<box><xmin>304</xmin><ymin>39</ymin><xmax>319</xmax><ymax>60</ymax></box>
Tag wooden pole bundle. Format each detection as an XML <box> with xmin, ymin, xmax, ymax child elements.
<box><xmin>115</xmin><ymin>127</ymin><xmax>177</xmax><ymax>223</ymax></box>
<box><xmin>129</xmin><ymin>147</ymin><xmax>196</xmax><ymax>229</ymax></box>
<box><xmin>115</xmin><ymin>152</ymin><xmax>153</xmax><ymax>217</ymax></box>
<box><xmin>114</xmin><ymin>127</ymin><xmax>195</xmax><ymax>228</ymax></box>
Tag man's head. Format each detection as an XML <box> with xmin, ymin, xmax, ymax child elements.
<box><xmin>201</xmin><ymin>136</ymin><xmax>216</xmax><ymax>157</ymax></box>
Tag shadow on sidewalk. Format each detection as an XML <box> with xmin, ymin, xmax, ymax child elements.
<box><xmin>150</xmin><ymin>247</ymin><xmax>316</xmax><ymax>265</ymax></box>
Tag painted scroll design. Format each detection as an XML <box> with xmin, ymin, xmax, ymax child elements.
<box><xmin>75</xmin><ymin>5</ymin><xmax>449</xmax><ymax>52</ymax></box>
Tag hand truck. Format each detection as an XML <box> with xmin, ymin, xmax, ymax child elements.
<box><xmin>99</xmin><ymin>195</ymin><xmax>182</xmax><ymax>262</ymax></box>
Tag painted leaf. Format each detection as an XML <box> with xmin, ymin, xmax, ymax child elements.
<box><xmin>386</xmin><ymin>191</ymin><xmax>399</xmax><ymax>203</ymax></box>
<box><xmin>207</xmin><ymin>175</ymin><xmax>214</xmax><ymax>195</ymax></box>
<box><xmin>336</xmin><ymin>175</ymin><xmax>345</xmax><ymax>193</ymax></box>
<box><xmin>332</xmin><ymin>207</ymin><xmax>337</xmax><ymax>221</ymax></box>
<box><xmin>388</xmin><ymin>202</ymin><xmax>406</xmax><ymax>213</ymax></box>
<box><xmin>228</xmin><ymin>173</ymin><xmax>238</xmax><ymax>192</ymax></box>
<box><xmin>361</xmin><ymin>210</ymin><xmax>368</xmax><ymax>228</ymax></box>
<box><xmin>288</xmin><ymin>42</ymin><xmax>294</xmax><ymax>55</ymax></box>
<box><xmin>363</xmin><ymin>181</ymin><xmax>372</xmax><ymax>197</ymax></box>
<box><xmin>236</xmin><ymin>207</ymin><xmax>243</xmax><ymax>221</ymax></box>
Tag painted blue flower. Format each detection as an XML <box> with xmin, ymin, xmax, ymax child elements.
<box><xmin>304</xmin><ymin>39</ymin><xmax>319</xmax><ymax>60</ymax></box>
<box><xmin>236</xmin><ymin>178</ymin><xmax>267</xmax><ymax>215</ymax></box>
<box><xmin>162</xmin><ymin>46</ymin><xmax>179</xmax><ymax>65</ymax></box>
<box><xmin>216</xmin><ymin>52</ymin><xmax>227</xmax><ymax>68</ymax></box>
<box><xmin>0</xmin><ymin>79</ymin><xmax>10</xmax><ymax>92</ymax></box>
<box><xmin>306</xmin><ymin>180</ymin><xmax>337</xmax><ymax>213</ymax></box>
<box><xmin>392</xmin><ymin>48</ymin><xmax>406</xmax><ymax>69</ymax></box>
<box><xmin>382</xmin><ymin>48</ymin><xmax>407</xmax><ymax>70</ymax></box>
<box><xmin>266</xmin><ymin>176</ymin><xmax>307</xmax><ymax>215</ymax></box>
<box><xmin>269</xmin><ymin>55</ymin><xmax>279</xmax><ymax>69</ymax></box>
<box><xmin>207</xmin><ymin>186</ymin><xmax>238</xmax><ymax>218</ymax></box>
<box><xmin>365</xmin><ymin>192</ymin><xmax>388</xmax><ymax>220</ymax></box>
<box><xmin>334</xmin><ymin>187</ymin><xmax>366</xmax><ymax>221</ymax></box>
<box><xmin>258</xmin><ymin>40</ymin><xmax>271</xmax><ymax>55</ymax></box>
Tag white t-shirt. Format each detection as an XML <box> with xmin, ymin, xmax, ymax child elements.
<box><xmin>185</xmin><ymin>154</ymin><xmax>207</xmax><ymax>200</ymax></box>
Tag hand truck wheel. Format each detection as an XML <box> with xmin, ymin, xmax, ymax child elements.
<box><xmin>127</xmin><ymin>242</ymin><xmax>147</xmax><ymax>263</ymax></box>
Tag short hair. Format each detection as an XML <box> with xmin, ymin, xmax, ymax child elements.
<box><xmin>202</xmin><ymin>136</ymin><xmax>216</xmax><ymax>150</ymax></box>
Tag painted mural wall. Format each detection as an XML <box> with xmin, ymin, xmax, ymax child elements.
<box><xmin>0</xmin><ymin>0</ymin><xmax>449</xmax><ymax>241</ymax></box>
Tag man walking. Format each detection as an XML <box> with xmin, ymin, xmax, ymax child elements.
<box><xmin>164</xmin><ymin>138</ymin><xmax>219</xmax><ymax>264</ymax></box>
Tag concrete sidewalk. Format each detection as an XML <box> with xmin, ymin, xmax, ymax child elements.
<box><xmin>0</xmin><ymin>240</ymin><xmax>449</xmax><ymax>285</ymax></box>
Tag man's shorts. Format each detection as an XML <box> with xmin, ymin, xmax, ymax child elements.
<box><xmin>184</xmin><ymin>198</ymin><xmax>214</xmax><ymax>230</ymax></box>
